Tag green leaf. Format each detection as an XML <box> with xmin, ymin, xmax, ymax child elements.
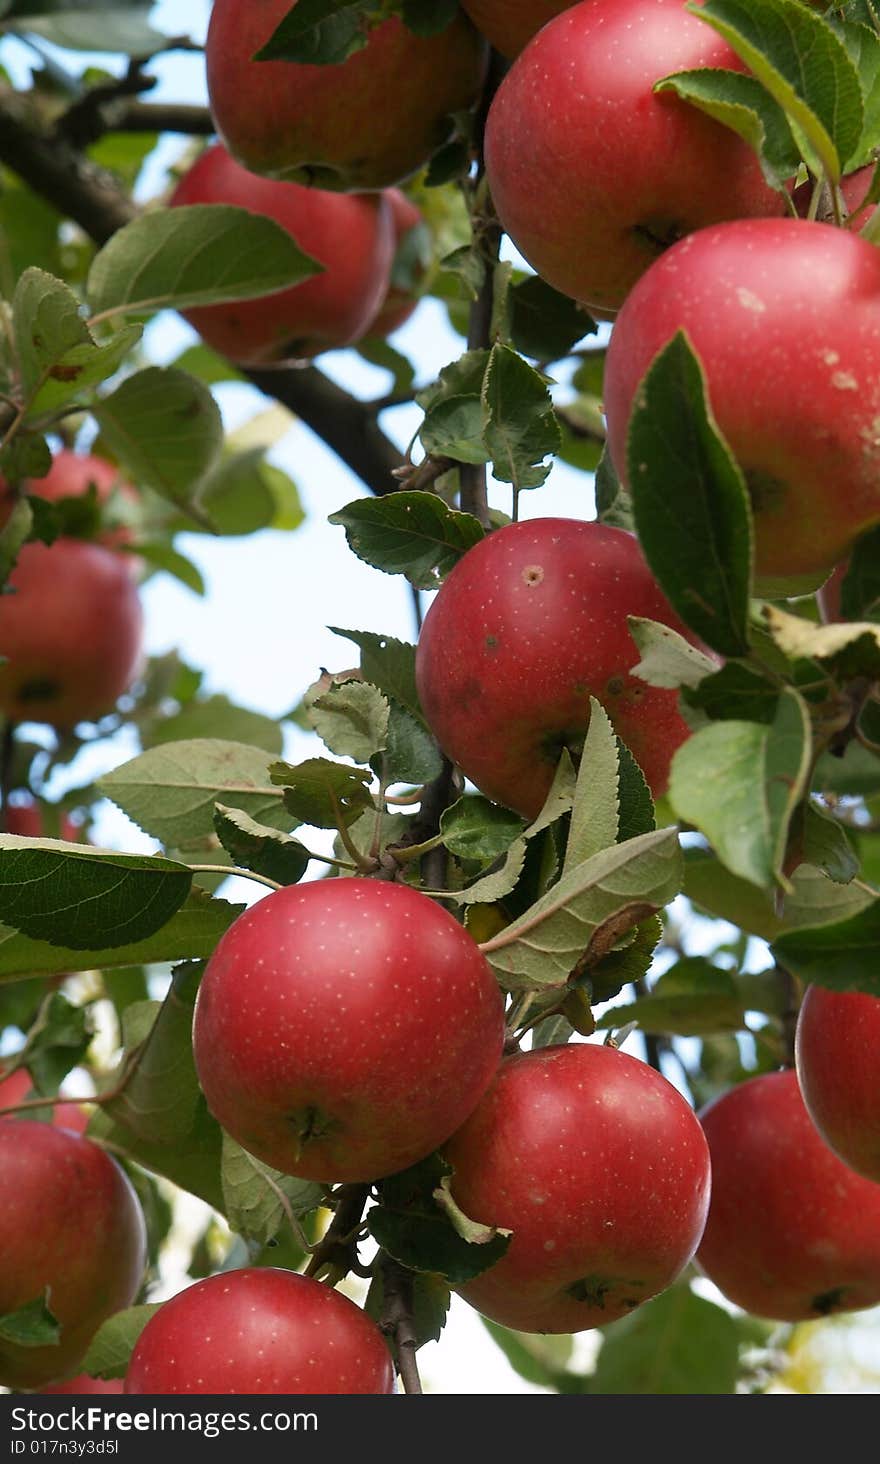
<box><xmin>88</xmin><ymin>206</ymin><xmax>320</xmax><ymax>320</ymax></box>
<box><xmin>833</xmin><ymin>19</ymin><xmax>880</xmax><ymax>169</ymax></box>
<box><xmin>591</xmin><ymin>1285</ymin><xmax>739</xmax><ymax>1394</ymax></box>
<box><xmin>801</xmin><ymin>800</ymin><xmax>858</xmax><ymax>883</ymax></box>
<box><xmin>772</xmin><ymin>894</ymin><xmax>880</xmax><ymax>992</ymax></box>
<box><xmin>0</xmin><ymin>497</ymin><xmax>32</xmax><ymax>592</ymax></box>
<box><xmin>400</xmin><ymin>0</ymin><xmax>459</xmax><ymax>35</ymax></box>
<box><xmin>616</xmin><ymin>740</ymin><xmax>656</xmax><ymax>845</ymax></box>
<box><xmin>79</xmin><ymin>1305</ymin><xmax>160</xmax><ymax>1381</ymax></box>
<box><xmin>564</xmin><ymin>699</ymin><xmax>620</xmax><ymax>873</ymax></box>
<box><xmin>669</xmin><ymin>687</ymin><xmax>811</xmax><ymax>887</ymax></box>
<box><xmin>655</xmin><ymin>67</ymin><xmax>799</xmax><ymax>188</ymax></box>
<box><xmin>482</xmin><ymin>344</ymin><xmax>561</xmax><ymax>491</ymax></box>
<box><xmin>840</xmin><ymin>524</ymin><xmax>880</xmax><ymax>620</ymax></box>
<box><xmin>627</xmin><ymin>330</ymin><xmax>752</xmax><ymax>657</ymax></box>
<box><xmin>377</xmin><ymin>701</ymin><xmax>443</xmax><ymax>785</ymax></box>
<box><xmin>170</xmin><ymin>343</ymin><xmax>245</xmax><ymax>387</ymax></box>
<box><xmin>307</xmin><ymin>679</ymin><xmax>389</xmax><ymax>763</ymax></box>
<box><xmin>329</xmin><ymin>491</ymin><xmax>484</xmax><ymax>590</ymax></box>
<box><xmin>369</xmin><ymin>1155</ymin><xmax>511</xmax><ymax>1285</ymax></box>
<box><xmin>596</xmin><ymin>956</ymin><xmax>751</xmax><ymax>1036</ymax></box>
<box><xmin>628</xmin><ymin>617</ymin><xmax>720</xmax><ymax>691</ymax></box>
<box><xmin>684</xmin><ymin>847</ymin><xmax>876</xmax><ymax>940</ymax></box>
<box><xmin>589</xmin><ymin>912</ymin><xmax>664</xmax><ymax>1005</ymax></box>
<box><xmin>221</xmin><ymin>1134</ymin><xmax>323</xmax><ymax>1246</ymax></box>
<box><xmin>143</xmin><ymin>696</ymin><xmax>283</xmax><ymax>757</ymax></box>
<box><xmin>417</xmin><ymin>349</ymin><xmax>489</xmax><ymax>463</ymax></box>
<box><xmin>255</xmin><ymin>0</ymin><xmax>373</xmax><ymax>64</ymax></box>
<box><xmin>683</xmin><ymin>660</ymin><xmax>781</xmax><ymax>723</ymax></box>
<box><xmin>20</xmin><ymin>992</ymin><xmax>90</xmax><ymax>1095</ymax></box>
<box><xmin>691</xmin><ymin>0</ymin><xmax>863</xmax><ymax>183</ymax></box>
<box><xmin>0</xmin><ymin>176</ymin><xmax>61</xmax><ymax>290</ymax></box>
<box><xmin>93</xmin><ymin>367</ymin><xmax>223</xmax><ymax>521</ymax></box>
<box><xmin>9</xmin><ymin>6</ymin><xmax>166</xmax><ymax>54</ymax></box>
<box><xmin>99</xmin><ymin>739</ymin><xmax>286</xmax><ymax>847</ymax></box>
<box><xmin>269</xmin><ymin>756</ymin><xmax>374</xmax><ymax>829</ymax></box>
<box><xmin>213</xmin><ymin>804</ymin><xmax>310</xmax><ymax>887</ymax></box>
<box><xmin>440</xmin><ymin>797</ymin><xmax>525</xmax><ymax>864</ymax></box>
<box><xmin>0</xmin><ymin>836</ymin><xmax>192</xmax><ymax>950</ymax></box>
<box><xmin>594</xmin><ymin>446</ymin><xmax>633</xmax><ymax>532</ymax></box>
<box><xmin>0</xmin><ymin>1293</ymin><xmax>60</xmax><ymax>1349</ymax></box>
<box><xmin>507</xmin><ymin>275</ymin><xmax>596</xmax><ymax>363</ymax></box>
<box><xmin>452</xmin><ymin>836</ymin><xmax>528</xmax><ymax>906</ymax></box>
<box><xmin>329</xmin><ymin>628</ymin><xmax>422</xmax><ymax>724</ymax></box>
<box><xmin>763</xmin><ymin>602</ymin><xmax>880</xmax><ymax>680</ymax></box>
<box><xmin>131</xmin><ymin>541</ymin><xmax>205</xmax><ymax>596</ymax></box>
<box><xmin>88</xmin><ymin>962</ymin><xmax>224</xmax><ymax>1211</ymax></box>
<box><xmin>365</xmin><ymin>1269</ymin><xmax>451</xmax><ymax>1352</ymax></box>
<box><xmin>0</xmin><ymin>887</ymin><xmax>243</xmax><ymax>982</ymax></box>
<box><xmin>478</xmin><ymin>827</ymin><xmax>682</xmax><ymax>993</ymax></box>
<box><xmin>12</xmin><ymin>267</ymin><xmax>91</xmax><ymax>395</ymax></box>
<box><xmin>482</xmin><ymin>1322</ymin><xmax>574</xmax><ymax>1390</ymax></box>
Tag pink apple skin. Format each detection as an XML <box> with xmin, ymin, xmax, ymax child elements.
<box><xmin>484</xmin><ymin>0</ymin><xmax>786</xmax><ymax>315</ymax></box>
<box><xmin>443</xmin><ymin>1043</ymin><xmax>711</xmax><ymax>1334</ymax></box>
<box><xmin>605</xmin><ymin>218</ymin><xmax>880</xmax><ymax>594</ymax></box>
<box><xmin>0</xmin><ymin>1121</ymin><xmax>146</xmax><ymax>1389</ymax></box>
<box><xmin>698</xmin><ymin>1069</ymin><xmax>880</xmax><ymax>1321</ymax></box>
<box><xmin>415</xmin><ymin>518</ymin><xmax>704</xmax><ymax>819</ymax></box>
<box><xmin>192</xmin><ymin>879</ymin><xmax>505</xmax><ymax>1183</ymax></box>
<box><xmin>206</xmin><ymin>0</ymin><xmax>487</xmax><ymax>190</ymax></box>
<box><xmin>170</xmin><ymin>145</ymin><xmax>394</xmax><ymax>365</ymax></box>
<box><xmin>0</xmin><ymin>536</ymin><xmax>143</xmax><ymax>727</ymax></box>
<box><xmin>363</xmin><ymin>189</ymin><xmax>428</xmax><ymax>339</ymax></box>
<box><xmin>39</xmin><ymin>1376</ymin><xmax>124</xmax><ymax>1395</ymax></box>
<box><xmin>125</xmin><ymin>1269</ymin><xmax>394</xmax><ymax>1395</ymax></box>
<box><xmin>460</xmin><ymin>0</ymin><xmax>572</xmax><ymax>58</ymax></box>
<box><xmin>796</xmin><ymin>985</ymin><xmax>880</xmax><ymax>1185</ymax></box>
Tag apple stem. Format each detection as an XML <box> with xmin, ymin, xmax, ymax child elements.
<box><xmin>378</xmin><ymin>1253</ymin><xmax>423</xmax><ymax>1395</ymax></box>
<box><xmin>304</xmin><ymin>1182</ymin><xmax>370</xmax><ymax>1285</ymax></box>
<box><xmin>187</xmin><ymin>863</ymin><xmax>286</xmax><ymax>892</ymax></box>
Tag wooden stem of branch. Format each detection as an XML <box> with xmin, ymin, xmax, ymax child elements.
<box><xmin>379</xmin><ymin>1253</ymin><xmax>423</xmax><ymax>1396</ymax></box>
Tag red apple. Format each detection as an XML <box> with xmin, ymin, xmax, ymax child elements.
<box><xmin>796</xmin><ymin>985</ymin><xmax>880</xmax><ymax>1185</ymax></box>
<box><xmin>604</xmin><ymin>218</ymin><xmax>880</xmax><ymax>594</ymax></box>
<box><xmin>363</xmin><ymin>189</ymin><xmax>429</xmax><ymax>339</ymax></box>
<box><xmin>415</xmin><ymin>518</ymin><xmax>705</xmax><ymax>819</ymax></box>
<box><xmin>3</xmin><ymin>796</ymin><xmax>80</xmax><ymax>842</ymax></box>
<box><xmin>0</xmin><ymin>451</ymin><xmax>136</xmax><ymax>547</ymax></box>
<box><xmin>0</xmin><ymin>1069</ymin><xmax>88</xmax><ymax>1135</ymax></box>
<box><xmin>443</xmin><ymin>1042</ymin><xmax>711</xmax><ymax>1333</ymax></box>
<box><xmin>460</xmin><ymin>0</ymin><xmax>573</xmax><ymax>58</ymax></box>
<box><xmin>39</xmin><ymin>1375</ymin><xmax>124</xmax><ymax>1394</ymax></box>
<box><xmin>0</xmin><ymin>1121</ymin><xmax>146</xmax><ymax>1388</ymax></box>
<box><xmin>484</xmin><ymin>0</ymin><xmax>786</xmax><ymax>316</ymax></box>
<box><xmin>125</xmin><ymin>1268</ymin><xmax>394</xmax><ymax>1394</ymax></box>
<box><xmin>192</xmin><ymin>878</ymin><xmax>505</xmax><ymax>1183</ymax></box>
<box><xmin>697</xmin><ymin>1069</ymin><xmax>880</xmax><ymax>1320</ymax></box>
<box><xmin>0</xmin><ymin>535</ymin><xmax>143</xmax><ymax>726</ymax></box>
<box><xmin>206</xmin><ymin>0</ymin><xmax>487</xmax><ymax>190</ymax></box>
<box><xmin>169</xmin><ymin>144</ymin><xmax>394</xmax><ymax>365</ymax></box>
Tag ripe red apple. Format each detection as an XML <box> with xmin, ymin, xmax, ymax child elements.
<box><xmin>169</xmin><ymin>144</ymin><xmax>394</xmax><ymax>365</ymax></box>
<box><xmin>460</xmin><ymin>0</ymin><xmax>572</xmax><ymax>58</ymax></box>
<box><xmin>796</xmin><ymin>985</ymin><xmax>880</xmax><ymax>1184</ymax></box>
<box><xmin>484</xmin><ymin>0</ymin><xmax>786</xmax><ymax>316</ymax></box>
<box><xmin>363</xmin><ymin>189</ymin><xmax>429</xmax><ymax>339</ymax></box>
<box><xmin>206</xmin><ymin>0</ymin><xmax>487</xmax><ymax>190</ymax></box>
<box><xmin>1</xmin><ymin>450</ymin><xmax>136</xmax><ymax>546</ymax></box>
<box><xmin>125</xmin><ymin>1268</ymin><xmax>394</xmax><ymax>1394</ymax></box>
<box><xmin>39</xmin><ymin>1375</ymin><xmax>123</xmax><ymax>1395</ymax></box>
<box><xmin>192</xmin><ymin>878</ymin><xmax>505</xmax><ymax>1183</ymax></box>
<box><xmin>0</xmin><ymin>1121</ymin><xmax>146</xmax><ymax>1388</ymax></box>
<box><xmin>697</xmin><ymin>1069</ymin><xmax>880</xmax><ymax>1320</ymax></box>
<box><xmin>0</xmin><ymin>535</ymin><xmax>143</xmax><ymax>726</ymax></box>
<box><xmin>604</xmin><ymin>218</ymin><xmax>880</xmax><ymax>594</ymax></box>
<box><xmin>443</xmin><ymin>1042</ymin><xmax>710</xmax><ymax>1333</ymax></box>
<box><xmin>415</xmin><ymin>518</ymin><xmax>705</xmax><ymax>819</ymax></box>
<box><xmin>3</xmin><ymin>796</ymin><xmax>80</xmax><ymax>842</ymax></box>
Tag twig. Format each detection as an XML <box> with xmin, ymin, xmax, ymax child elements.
<box><xmin>0</xmin><ymin>720</ymin><xmax>16</xmax><ymax>830</ymax></box>
<box><xmin>304</xmin><ymin>1182</ymin><xmax>370</xmax><ymax>1286</ymax></box>
<box><xmin>378</xmin><ymin>1253</ymin><xmax>423</xmax><ymax>1395</ymax></box>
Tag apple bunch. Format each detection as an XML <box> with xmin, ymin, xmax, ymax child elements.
<box><xmin>0</xmin><ymin>451</ymin><xmax>143</xmax><ymax>728</ymax></box>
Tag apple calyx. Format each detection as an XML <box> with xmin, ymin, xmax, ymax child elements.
<box><xmin>432</xmin><ymin>1175</ymin><xmax>512</xmax><ymax>1247</ymax></box>
<box><xmin>566</xmin><ymin>1273</ymin><xmax>645</xmax><ymax>1311</ymax></box>
<box><xmin>287</xmin><ymin>1104</ymin><xmax>338</xmax><ymax>1155</ymax></box>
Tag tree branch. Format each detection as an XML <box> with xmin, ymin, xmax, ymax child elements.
<box><xmin>378</xmin><ymin>1253</ymin><xmax>423</xmax><ymax>1395</ymax></box>
<box><xmin>0</xmin><ymin>89</ymin><xmax>407</xmax><ymax>501</ymax></box>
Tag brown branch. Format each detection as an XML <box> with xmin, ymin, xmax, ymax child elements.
<box><xmin>303</xmin><ymin>1182</ymin><xmax>370</xmax><ymax>1286</ymax></box>
<box><xmin>378</xmin><ymin>1253</ymin><xmax>423</xmax><ymax>1395</ymax></box>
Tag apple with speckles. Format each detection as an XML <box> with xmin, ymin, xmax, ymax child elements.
<box><xmin>443</xmin><ymin>1042</ymin><xmax>711</xmax><ymax>1333</ymax></box>
<box><xmin>169</xmin><ymin>144</ymin><xmax>395</xmax><ymax>365</ymax></box>
<box><xmin>414</xmin><ymin>517</ymin><xmax>706</xmax><ymax>819</ymax></box>
<box><xmin>206</xmin><ymin>0</ymin><xmax>487</xmax><ymax>190</ymax></box>
<box><xmin>192</xmin><ymin>878</ymin><xmax>505</xmax><ymax>1182</ymax></box>
<box><xmin>604</xmin><ymin>217</ymin><xmax>880</xmax><ymax>595</ymax></box>
<box><xmin>698</xmin><ymin>1069</ymin><xmax>880</xmax><ymax>1320</ymax></box>
<box><xmin>484</xmin><ymin>0</ymin><xmax>786</xmax><ymax>316</ymax></box>
<box><xmin>796</xmin><ymin>984</ymin><xmax>880</xmax><ymax>1185</ymax></box>
<box><xmin>0</xmin><ymin>1121</ymin><xmax>146</xmax><ymax>1389</ymax></box>
<box><xmin>124</xmin><ymin>1269</ymin><xmax>394</xmax><ymax>1394</ymax></box>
